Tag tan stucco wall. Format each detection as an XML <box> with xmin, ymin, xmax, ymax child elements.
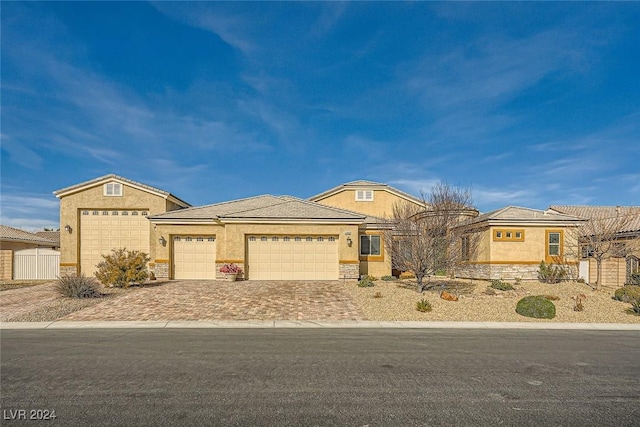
<box><xmin>58</xmin><ymin>182</ymin><xmax>174</xmax><ymax>266</ymax></box>
<box><xmin>315</xmin><ymin>189</ymin><xmax>421</xmax><ymax>218</ymax></box>
<box><xmin>0</xmin><ymin>249</ymin><xmax>12</xmax><ymax>280</ymax></box>
<box><xmin>152</xmin><ymin>222</ymin><xmax>361</xmax><ymax>279</ymax></box>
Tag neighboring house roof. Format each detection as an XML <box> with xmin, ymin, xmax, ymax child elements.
<box><xmin>549</xmin><ymin>205</ymin><xmax>640</xmax><ymax>235</ymax></box>
<box><xmin>35</xmin><ymin>231</ymin><xmax>61</xmax><ymax>247</ymax></box>
<box><xmin>53</xmin><ymin>174</ymin><xmax>191</xmax><ymax>208</ymax></box>
<box><xmin>149</xmin><ymin>195</ymin><xmax>368</xmax><ymax>223</ymax></box>
<box><xmin>309</xmin><ymin>180</ymin><xmax>425</xmax><ymax>206</ymax></box>
<box><xmin>460</xmin><ymin>206</ymin><xmax>584</xmax><ymax>227</ymax></box>
<box><xmin>0</xmin><ymin>225</ymin><xmax>59</xmax><ymax>246</ymax></box>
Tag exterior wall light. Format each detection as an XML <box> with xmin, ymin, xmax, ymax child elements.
<box><xmin>64</xmin><ymin>224</ymin><xmax>72</xmax><ymax>233</ymax></box>
<box><xmin>346</xmin><ymin>236</ymin><xmax>353</xmax><ymax>246</ymax></box>
<box><xmin>159</xmin><ymin>236</ymin><xmax>166</xmax><ymax>246</ymax></box>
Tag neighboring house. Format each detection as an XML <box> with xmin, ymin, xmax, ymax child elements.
<box><xmin>35</xmin><ymin>231</ymin><xmax>61</xmax><ymax>250</ymax></box>
<box><xmin>53</xmin><ymin>174</ymin><xmax>191</xmax><ymax>277</ymax></box>
<box><xmin>0</xmin><ymin>225</ymin><xmax>60</xmax><ymax>280</ymax></box>
<box><xmin>548</xmin><ymin>206</ymin><xmax>640</xmax><ymax>286</ymax></box>
<box><xmin>454</xmin><ymin>207</ymin><xmax>584</xmax><ymax>281</ymax></box>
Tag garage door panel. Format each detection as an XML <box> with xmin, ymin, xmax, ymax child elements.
<box><xmin>173</xmin><ymin>236</ymin><xmax>216</xmax><ymax>280</ymax></box>
<box><xmin>80</xmin><ymin>210</ymin><xmax>150</xmax><ymax>276</ymax></box>
<box><xmin>248</xmin><ymin>235</ymin><xmax>338</xmax><ymax>280</ymax></box>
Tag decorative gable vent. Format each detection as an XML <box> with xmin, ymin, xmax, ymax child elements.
<box><xmin>104</xmin><ymin>182</ymin><xmax>123</xmax><ymax>197</ymax></box>
<box><xmin>355</xmin><ymin>189</ymin><xmax>374</xmax><ymax>201</ymax></box>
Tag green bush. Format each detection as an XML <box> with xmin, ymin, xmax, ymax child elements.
<box><xmin>537</xmin><ymin>261</ymin><xmax>567</xmax><ymax>284</ymax></box>
<box><xmin>490</xmin><ymin>279</ymin><xmax>514</xmax><ymax>291</ymax></box>
<box><xmin>55</xmin><ymin>274</ymin><xmax>101</xmax><ymax>298</ymax></box>
<box><xmin>416</xmin><ymin>299</ymin><xmax>432</xmax><ymax>312</ymax></box>
<box><xmin>381</xmin><ymin>275</ymin><xmax>397</xmax><ymax>281</ymax></box>
<box><xmin>613</xmin><ymin>285</ymin><xmax>640</xmax><ymax>303</ymax></box>
<box><xmin>95</xmin><ymin>248</ymin><xmax>150</xmax><ymax>288</ymax></box>
<box><xmin>628</xmin><ymin>298</ymin><xmax>640</xmax><ymax>316</ymax></box>
<box><xmin>357</xmin><ymin>276</ymin><xmax>375</xmax><ymax>287</ymax></box>
<box><xmin>516</xmin><ymin>295</ymin><xmax>556</xmax><ymax>319</ymax></box>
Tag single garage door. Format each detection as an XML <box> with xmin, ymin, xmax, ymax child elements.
<box><xmin>247</xmin><ymin>235</ymin><xmax>338</xmax><ymax>280</ymax></box>
<box><xmin>80</xmin><ymin>210</ymin><xmax>150</xmax><ymax>276</ymax></box>
<box><xmin>173</xmin><ymin>236</ymin><xmax>216</xmax><ymax>280</ymax></box>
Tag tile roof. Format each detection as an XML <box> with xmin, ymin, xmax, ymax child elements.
<box><xmin>149</xmin><ymin>195</ymin><xmax>367</xmax><ymax>222</ymax></box>
<box><xmin>463</xmin><ymin>206</ymin><xmax>584</xmax><ymax>226</ymax></box>
<box><xmin>550</xmin><ymin>206</ymin><xmax>640</xmax><ymax>234</ymax></box>
<box><xmin>549</xmin><ymin>205</ymin><xmax>640</xmax><ymax>219</ymax></box>
<box><xmin>35</xmin><ymin>231</ymin><xmax>61</xmax><ymax>246</ymax></box>
<box><xmin>0</xmin><ymin>225</ymin><xmax>59</xmax><ymax>246</ymax></box>
<box><xmin>53</xmin><ymin>174</ymin><xmax>190</xmax><ymax>207</ymax></box>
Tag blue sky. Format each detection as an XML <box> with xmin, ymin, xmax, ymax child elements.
<box><xmin>2</xmin><ymin>2</ymin><xmax>639</xmax><ymax>230</ymax></box>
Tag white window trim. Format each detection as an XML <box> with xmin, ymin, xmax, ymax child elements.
<box><xmin>355</xmin><ymin>189</ymin><xmax>374</xmax><ymax>202</ymax></box>
<box><xmin>104</xmin><ymin>182</ymin><xmax>123</xmax><ymax>197</ymax></box>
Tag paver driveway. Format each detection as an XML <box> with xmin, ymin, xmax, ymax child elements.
<box><xmin>60</xmin><ymin>280</ymin><xmax>366</xmax><ymax>321</ymax></box>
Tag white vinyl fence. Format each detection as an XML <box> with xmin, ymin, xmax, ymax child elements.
<box><xmin>13</xmin><ymin>248</ymin><xmax>60</xmax><ymax>280</ymax></box>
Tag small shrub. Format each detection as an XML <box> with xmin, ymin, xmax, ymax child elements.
<box><xmin>416</xmin><ymin>299</ymin><xmax>432</xmax><ymax>312</ymax></box>
<box><xmin>381</xmin><ymin>275</ymin><xmax>397</xmax><ymax>281</ymax></box>
<box><xmin>373</xmin><ymin>291</ymin><xmax>383</xmax><ymax>298</ymax></box>
<box><xmin>55</xmin><ymin>274</ymin><xmax>101</xmax><ymax>298</ymax></box>
<box><xmin>537</xmin><ymin>261</ymin><xmax>567</xmax><ymax>284</ymax></box>
<box><xmin>613</xmin><ymin>285</ymin><xmax>640</xmax><ymax>303</ymax></box>
<box><xmin>490</xmin><ymin>279</ymin><xmax>514</xmax><ymax>291</ymax></box>
<box><xmin>571</xmin><ymin>294</ymin><xmax>587</xmax><ymax>312</ymax></box>
<box><xmin>627</xmin><ymin>297</ymin><xmax>640</xmax><ymax>316</ymax></box>
<box><xmin>516</xmin><ymin>295</ymin><xmax>556</xmax><ymax>319</ymax></box>
<box><xmin>543</xmin><ymin>295</ymin><xmax>560</xmax><ymax>301</ymax></box>
<box><xmin>357</xmin><ymin>276</ymin><xmax>375</xmax><ymax>287</ymax></box>
<box><xmin>95</xmin><ymin>248</ymin><xmax>150</xmax><ymax>288</ymax></box>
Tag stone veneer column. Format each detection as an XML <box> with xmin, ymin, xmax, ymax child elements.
<box><xmin>339</xmin><ymin>262</ymin><xmax>359</xmax><ymax>280</ymax></box>
<box><xmin>153</xmin><ymin>261</ymin><xmax>170</xmax><ymax>279</ymax></box>
<box><xmin>60</xmin><ymin>264</ymin><xmax>78</xmax><ymax>277</ymax></box>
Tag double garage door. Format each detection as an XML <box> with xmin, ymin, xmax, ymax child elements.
<box><xmin>247</xmin><ymin>235</ymin><xmax>338</xmax><ymax>280</ymax></box>
<box><xmin>80</xmin><ymin>210</ymin><xmax>149</xmax><ymax>276</ymax></box>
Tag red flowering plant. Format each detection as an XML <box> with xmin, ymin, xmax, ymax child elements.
<box><xmin>219</xmin><ymin>263</ymin><xmax>242</xmax><ymax>274</ymax></box>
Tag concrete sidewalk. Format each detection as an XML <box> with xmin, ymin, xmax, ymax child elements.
<box><xmin>2</xmin><ymin>320</ymin><xmax>639</xmax><ymax>330</ymax></box>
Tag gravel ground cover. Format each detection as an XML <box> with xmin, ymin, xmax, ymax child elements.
<box><xmin>343</xmin><ymin>278</ymin><xmax>640</xmax><ymax>323</ymax></box>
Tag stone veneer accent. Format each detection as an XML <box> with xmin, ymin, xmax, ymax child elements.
<box><xmin>153</xmin><ymin>261</ymin><xmax>170</xmax><ymax>279</ymax></box>
<box><xmin>60</xmin><ymin>265</ymin><xmax>77</xmax><ymax>277</ymax></box>
<box><xmin>339</xmin><ymin>262</ymin><xmax>359</xmax><ymax>280</ymax></box>
<box><xmin>456</xmin><ymin>263</ymin><xmax>578</xmax><ymax>281</ymax></box>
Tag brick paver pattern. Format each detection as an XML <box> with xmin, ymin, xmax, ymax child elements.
<box><xmin>59</xmin><ymin>280</ymin><xmax>366</xmax><ymax>321</ymax></box>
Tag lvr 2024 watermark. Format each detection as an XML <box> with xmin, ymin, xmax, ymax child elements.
<box><xmin>3</xmin><ymin>409</ymin><xmax>57</xmax><ymax>421</ymax></box>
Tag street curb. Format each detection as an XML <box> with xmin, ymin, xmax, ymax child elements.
<box><xmin>1</xmin><ymin>320</ymin><xmax>639</xmax><ymax>330</ymax></box>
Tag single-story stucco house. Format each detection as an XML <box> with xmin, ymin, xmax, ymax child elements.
<box><xmin>0</xmin><ymin>225</ymin><xmax>60</xmax><ymax>280</ymax></box>
<box><xmin>454</xmin><ymin>206</ymin><xmax>585</xmax><ymax>281</ymax></box>
<box><xmin>548</xmin><ymin>205</ymin><xmax>640</xmax><ymax>287</ymax></box>
<box><xmin>54</xmin><ymin>174</ymin><xmax>596</xmax><ymax>283</ymax></box>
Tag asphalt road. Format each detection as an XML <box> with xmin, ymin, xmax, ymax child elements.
<box><xmin>1</xmin><ymin>329</ymin><xmax>639</xmax><ymax>426</ymax></box>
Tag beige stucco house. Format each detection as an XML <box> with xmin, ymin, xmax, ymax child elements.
<box><xmin>549</xmin><ymin>205</ymin><xmax>640</xmax><ymax>287</ymax></box>
<box><xmin>0</xmin><ymin>225</ymin><xmax>60</xmax><ymax>280</ymax></box>
<box><xmin>54</xmin><ymin>176</ymin><xmax>411</xmax><ymax>280</ymax></box>
<box><xmin>455</xmin><ymin>206</ymin><xmax>584</xmax><ymax>281</ymax></box>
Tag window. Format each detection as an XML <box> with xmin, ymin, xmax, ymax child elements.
<box><xmin>494</xmin><ymin>229</ymin><xmax>525</xmax><ymax>242</ymax></box>
<box><xmin>461</xmin><ymin>236</ymin><xmax>470</xmax><ymax>261</ymax></box>
<box><xmin>306</xmin><ymin>237</ymin><xmax>313</xmax><ymax>242</ymax></box>
<box><xmin>317</xmin><ymin>237</ymin><xmax>324</xmax><ymax>242</ymax></box>
<box><xmin>122</xmin><ymin>211</ymin><xmax>129</xmax><ymax>216</ymax></box>
<box><xmin>546</xmin><ymin>231</ymin><xmax>563</xmax><ymax>261</ymax></box>
<box><xmin>328</xmin><ymin>237</ymin><xmax>336</xmax><ymax>242</ymax></box>
<box><xmin>104</xmin><ymin>182</ymin><xmax>123</xmax><ymax>196</ymax></box>
<box><xmin>360</xmin><ymin>235</ymin><xmax>381</xmax><ymax>256</ymax></box>
<box><xmin>272</xmin><ymin>237</ymin><xmax>279</xmax><ymax>241</ymax></box>
<box><xmin>82</xmin><ymin>211</ymin><xmax>89</xmax><ymax>215</ymax></box>
<box><xmin>131</xmin><ymin>211</ymin><xmax>139</xmax><ymax>216</ymax></box>
<box><xmin>208</xmin><ymin>237</ymin><xmax>215</xmax><ymax>242</ymax></box>
<box><xmin>355</xmin><ymin>189</ymin><xmax>374</xmax><ymax>201</ymax></box>
<box><xmin>283</xmin><ymin>237</ymin><xmax>290</xmax><ymax>242</ymax></box>
<box><xmin>249</xmin><ymin>237</ymin><xmax>256</xmax><ymax>242</ymax></box>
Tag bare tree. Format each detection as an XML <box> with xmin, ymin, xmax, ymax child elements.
<box><xmin>569</xmin><ymin>212</ymin><xmax>639</xmax><ymax>290</ymax></box>
<box><xmin>384</xmin><ymin>182</ymin><xmax>478</xmax><ymax>292</ymax></box>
